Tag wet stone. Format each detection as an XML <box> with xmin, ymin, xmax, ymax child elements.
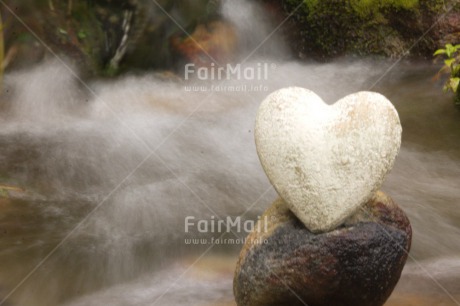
<box><xmin>234</xmin><ymin>191</ymin><xmax>412</xmax><ymax>306</ymax></box>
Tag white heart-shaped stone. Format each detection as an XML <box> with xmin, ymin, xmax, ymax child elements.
<box><xmin>255</xmin><ymin>87</ymin><xmax>402</xmax><ymax>233</ymax></box>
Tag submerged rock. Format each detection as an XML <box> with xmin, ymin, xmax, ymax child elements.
<box><xmin>234</xmin><ymin>191</ymin><xmax>412</xmax><ymax>306</ymax></box>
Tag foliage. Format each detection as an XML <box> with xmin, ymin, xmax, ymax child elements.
<box><xmin>434</xmin><ymin>43</ymin><xmax>460</xmax><ymax>105</ymax></box>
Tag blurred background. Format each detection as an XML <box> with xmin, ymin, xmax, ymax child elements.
<box><xmin>0</xmin><ymin>0</ymin><xmax>459</xmax><ymax>305</ymax></box>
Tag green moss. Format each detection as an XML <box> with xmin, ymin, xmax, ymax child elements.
<box><xmin>284</xmin><ymin>0</ymin><xmax>446</xmax><ymax>58</ymax></box>
<box><xmin>295</xmin><ymin>0</ymin><xmax>420</xmax><ymax>18</ymax></box>
<box><xmin>349</xmin><ymin>0</ymin><xmax>418</xmax><ymax>18</ymax></box>
<box><xmin>301</xmin><ymin>0</ymin><xmax>318</xmax><ymax>15</ymax></box>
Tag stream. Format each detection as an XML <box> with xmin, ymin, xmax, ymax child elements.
<box><xmin>0</xmin><ymin>1</ymin><xmax>460</xmax><ymax>305</ymax></box>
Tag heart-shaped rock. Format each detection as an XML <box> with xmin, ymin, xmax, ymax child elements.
<box><xmin>255</xmin><ymin>87</ymin><xmax>402</xmax><ymax>233</ymax></box>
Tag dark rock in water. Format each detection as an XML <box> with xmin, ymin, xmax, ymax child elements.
<box><xmin>233</xmin><ymin>191</ymin><xmax>412</xmax><ymax>306</ymax></box>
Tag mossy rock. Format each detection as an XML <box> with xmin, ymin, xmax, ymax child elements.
<box><xmin>1</xmin><ymin>0</ymin><xmax>222</xmax><ymax>76</ymax></box>
<box><xmin>281</xmin><ymin>0</ymin><xmax>453</xmax><ymax>59</ymax></box>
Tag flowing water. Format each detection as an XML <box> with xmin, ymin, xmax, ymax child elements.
<box><xmin>0</xmin><ymin>1</ymin><xmax>459</xmax><ymax>305</ymax></box>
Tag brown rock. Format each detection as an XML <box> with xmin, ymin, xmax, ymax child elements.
<box><xmin>234</xmin><ymin>191</ymin><xmax>412</xmax><ymax>306</ymax></box>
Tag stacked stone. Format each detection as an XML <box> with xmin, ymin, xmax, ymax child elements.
<box><xmin>234</xmin><ymin>88</ymin><xmax>412</xmax><ymax>306</ymax></box>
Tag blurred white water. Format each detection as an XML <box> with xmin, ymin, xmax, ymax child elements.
<box><xmin>0</xmin><ymin>0</ymin><xmax>459</xmax><ymax>305</ymax></box>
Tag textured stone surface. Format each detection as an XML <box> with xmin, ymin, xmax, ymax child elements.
<box><xmin>255</xmin><ymin>87</ymin><xmax>402</xmax><ymax>233</ymax></box>
<box><xmin>233</xmin><ymin>191</ymin><xmax>412</xmax><ymax>306</ymax></box>
<box><xmin>279</xmin><ymin>0</ymin><xmax>458</xmax><ymax>59</ymax></box>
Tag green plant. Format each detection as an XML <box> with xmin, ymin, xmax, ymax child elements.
<box><xmin>434</xmin><ymin>43</ymin><xmax>460</xmax><ymax>104</ymax></box>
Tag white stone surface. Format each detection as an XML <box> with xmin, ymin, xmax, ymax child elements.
<box><xmin>255</xmin><ymin>87</ymin><xmax>402</xmax><ymax>233</ymax></box>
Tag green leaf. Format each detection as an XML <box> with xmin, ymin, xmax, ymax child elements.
<box><xmin>450</xmin><ymin>77</ymin><xmax>460</xmax><ymax>93</ymax></box>
<box><xmin>446</xmin><ymin>44</ymin><xmax>457</xmax><ymax>58</ymax></box>
<box><xmin>452</xmin><ymin>64</ymin><xmax>460</xmax><ymax>76</ymax></box>
<box><xmin>434</xmin><ymin>49</ymin><xmax>446</xmax><ymax>56</ymax></box>
<box><xmin>444</xmin><ymin>58</ymin><xmax>455</xmax><ymax>67</ymax></box>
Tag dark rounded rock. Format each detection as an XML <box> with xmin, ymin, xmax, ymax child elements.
<box><xmin>234</xmin><ymin>191</ymin><xmax>412</xmax><ymax>306</ymax></box>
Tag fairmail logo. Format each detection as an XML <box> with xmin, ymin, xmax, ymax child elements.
<box><xmin>184</xmin><ymin>62</ymin><xmax>274</xmax><ymax>81</ymax></box>
<box><xmin>184</xmin><ymin>215</ymin><xmax>268</xmax><ymax>233</ymax></box>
